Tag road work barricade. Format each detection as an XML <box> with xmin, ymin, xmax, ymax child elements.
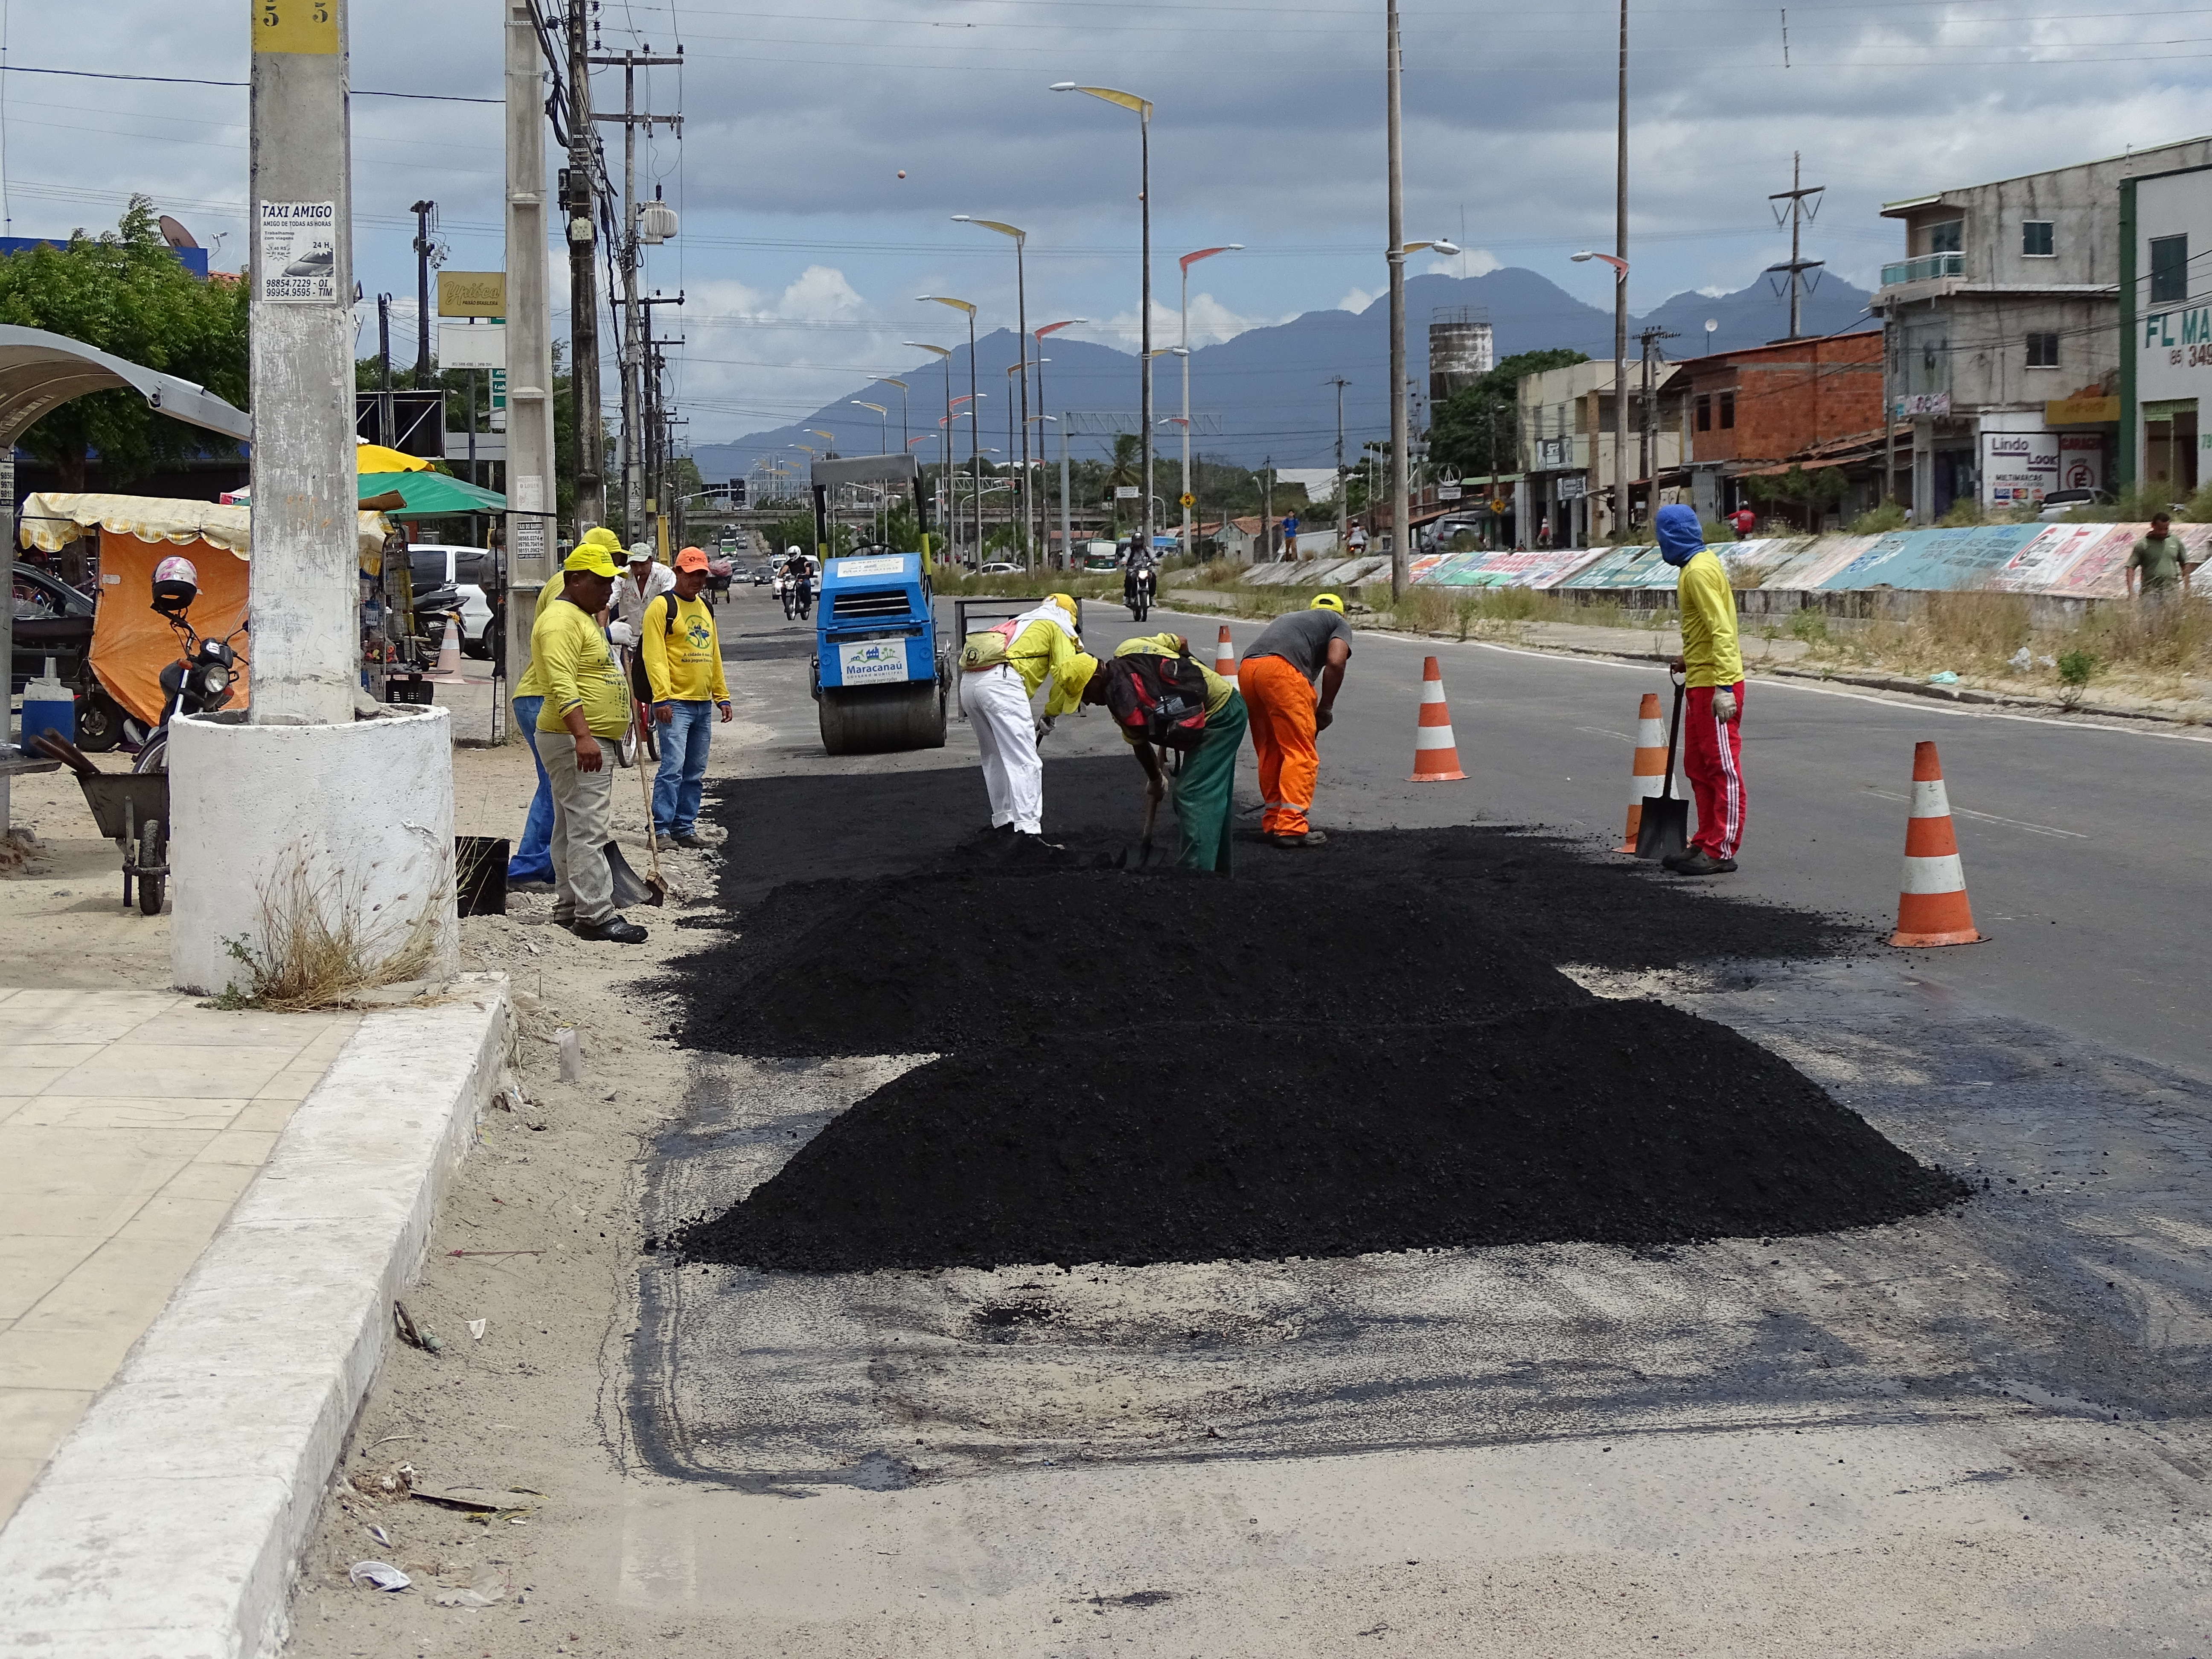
<box><xmin>1887</xmin><ymin>740</ymin><xmax>1985</xmax><ymax>947</ymax></box>
<box><xmin>1617</xmin><ymin>691</ymin><xmax>1680</xmax><ymax>852</ymax></box>
<box><xmin>1409</xmin><ymin>655</ymin><xmax>1467</xmax><ymax>782</ymax></box>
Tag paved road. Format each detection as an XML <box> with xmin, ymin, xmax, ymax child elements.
<box><xmin>1144</xmin><ymin>602</ymin><xmax>2211</xmax><ymax>1085</ymax></box>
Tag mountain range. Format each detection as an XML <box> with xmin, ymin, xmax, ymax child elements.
<box><xmin>690</xmin><ymin>265</ymin><xmax>1874</xmax><ymax>481</ymax></box>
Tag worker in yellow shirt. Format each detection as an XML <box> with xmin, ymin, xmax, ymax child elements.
<box><xmin>958</xmin><ymin>593</ymin><xmax>1097</xmax><ymax>848</ymax></box>
<box><xmin>641</xmin><ymin>547</ymin><xmax>733</xmax><ymax>849</ymax></box>
<box><xmin>1078</xmin><ymin>632</ymin><xmax>1247</xmax><ymax>872</ymax></box>
<box><xmin>509</xmin><ymin>525</ymin><xmax>622</xmax><ymax>885</ymax></box>
<box><xmin>534</xmin><ymin>540</ymin><xmax>649</xmax><ymax>942</ymax></box>
<box><xmin>1656</xmin><ymin>504</ymin><xmax>1745</xmax><ymax>876</ymax></box>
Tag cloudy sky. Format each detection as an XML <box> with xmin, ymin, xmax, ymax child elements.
<box><xmin>10</xmin><ymin>0</ymin><xmax>2209</xmax><ymax>443</ymax></box>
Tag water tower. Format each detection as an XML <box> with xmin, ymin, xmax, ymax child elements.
<box><xmin>1428</xmin><ymin>307</ymin><xmax>1494</xmax><ymax>405</ymax></box>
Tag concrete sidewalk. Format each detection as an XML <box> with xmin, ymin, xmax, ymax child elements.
<box><xmin>0</xmin><ymin>989</ymin><xmax>360</xmax><ymax>1522</ymax></box>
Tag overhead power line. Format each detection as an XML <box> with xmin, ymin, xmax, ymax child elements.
<box><xmin>0</xmin><ymin>63</ymin><xmax>500</xmax><ymax>104</ymax></box>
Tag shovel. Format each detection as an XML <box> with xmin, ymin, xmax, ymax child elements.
<box><xmin>606</xmin><ymin>650</ymin><xmax>669</xmax><ymax>907</ymax></box>
<box><xmin>1119</xmin><ymin>792</ymin><xmax>1161</xmax><ymax>872</ymax></box>
<box><xmin>1633</xmin><ymin>669</ymin><xmax>1691</xmax><ymax>863</ymax></box>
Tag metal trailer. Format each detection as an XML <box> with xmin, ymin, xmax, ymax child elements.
<box><xmin>806</xmin><ymin>452</ymin><xmax>950</xmax><ymax>754</ymax></box>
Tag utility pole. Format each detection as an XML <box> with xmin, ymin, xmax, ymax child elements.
<box><xmin>1386</xmin><ymin>0</ymin><xmax>1408</xmax><ymax>597</ymax></box>
<box><xmin>638</xmin><ymin>289</ymin><xmax>684</xmax><ymax>550</ymax></box>
<box><xmin>376</xmin><ymin>294</ymin><xmax>393</xmax><ymax>445</ymax></box>
<box><xmin>1326</xmin><ymin>375</ymin><xmax>1349</xmax><ymax>521</ymax></box>
<box><xmin>1614</xmin><ymin>0</ymin><xmax>1629</xmax><ymax>544</ymax></box>
<box><xmin>588</xmin><ymin>47</ymin><xmax>681</xmax><ymax>544</ymax></box>
<box><xmin>1766</xmin><ymin>151</ymin><xmax>1826</xmax><ymax>341</ymax></box>
<box><xmin>1637</xmin><ymin>325</ymin><xmax>1677</xmax><ymax>533</ymax></box>
<box><xmin>409</xmin><ymin>199</ymin><xmax>436</xmax><ymax>381</ymax></box>
<box><xmin>564</xmin><ymin>0</ymin><xmax>602</xmax><ymax>534</ymax></box>
<box><xmin>505</xmin><ymin>0</ymin><xmax>558</xmax><ymax>690</ymax></box>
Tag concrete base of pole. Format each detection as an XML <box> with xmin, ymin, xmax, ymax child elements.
<box><xmin>168</xmin><ymin>706</ymin><xmax>460</xmax><ymax>997</ymax></box>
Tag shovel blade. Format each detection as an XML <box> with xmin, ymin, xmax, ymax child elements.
<box><xmin>1633</xmin><ymin>796</ymin><xmax>1690</xmax><ymax>862</ymax></box>
<box><xmin>603</xmin><ymin>841</ymin><xmax>664</xmax><ymax>907</ymax></box>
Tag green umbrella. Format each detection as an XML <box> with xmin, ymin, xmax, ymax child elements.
<box><xmin>358</xmin><ymin>471</ymin><xmax>507</xmax><ymax>514</ymax></box>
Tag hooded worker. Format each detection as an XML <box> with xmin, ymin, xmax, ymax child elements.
<box><xmin>960</xmin><ymin>595</ymin><xmax>1097</xmax><ymax>847</ymax></box>
<box><xmin>1656</xmin><ymin>503</ymin><xmax>1745</xmax><ymax>875</ymax></box>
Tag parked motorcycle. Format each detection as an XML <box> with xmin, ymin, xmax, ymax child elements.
<box><xmin>128</xmin><ymin>556</ymin><xmax>248</xmax><ymax>774</ymax></box>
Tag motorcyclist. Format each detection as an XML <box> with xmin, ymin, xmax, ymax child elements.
<box><xmin>1123</xmin><ymin>542</ymin><xmax>1155</xmax><ymax>616</ymax></box>
<box><xmin>777</xmin><ymin>546</ymin><xmax>800</xmax><ymax>620</ymax></box>
<box><xmin>792</xmin><ymin>551</ymin><xmax>816</xmax><ymax>620</ymax></box>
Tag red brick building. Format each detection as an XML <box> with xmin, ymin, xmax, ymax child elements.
<box><xmin>1679</xmin><ymin>330</ymin><xmax>1886</xmax><ymax>465</ymax></box>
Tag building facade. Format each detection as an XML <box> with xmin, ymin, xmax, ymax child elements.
<box><xmin>2121</xmin><ymin>161</ymin><xmax>2212</xmax><ymax>501</ymax></box>
<box><xmin>1516</xmin><ymin>359</ymin><xmax>1683</xmax><ymax>546</ymax></box>
<box><xmin>1672</xmin><ymin>332</ymin><xmax>1887</xmax><ymax>528</ymax></box>
<box><xmin>1877</xmin><ymin>136</ymin><xmax>2212</xmax><ymax>519</ymax></box>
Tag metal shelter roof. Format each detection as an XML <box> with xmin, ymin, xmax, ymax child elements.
<box><xmin>0</xmin><ymin>324</ymin><xmax>250</xmax><ymax>449</ymax></box>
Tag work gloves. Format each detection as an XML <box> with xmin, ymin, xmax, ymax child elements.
<box><xmin>607</xmin><ymin>621</ymin><xmax>637</xmax><ymax>647</ymax></box>
<box><xmin>1034</xmin><ymin>714</ymin><xmax>1057</xmax><ymax>746</ymax></box>
<box><xmin>1712</xmin><ymin>689</ymin><xmax>1738</xmax><ymax>724</ymax></box>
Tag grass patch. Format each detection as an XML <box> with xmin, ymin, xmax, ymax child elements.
<box><xmin>214</xmin><ymin>855</ymin><xmax>444</xmax><ymax>1012</ymax></box>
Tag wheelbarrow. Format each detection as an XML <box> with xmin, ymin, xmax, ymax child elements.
<box><xmin>76</xmin><ymin>771</ymin><xmax>172</xmax><ymax>915</ymax></box>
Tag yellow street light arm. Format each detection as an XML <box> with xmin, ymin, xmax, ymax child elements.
<box><xmin>953</xmin><ymin>215</ymin><xmax>1027</xmax><ymax>242</ymax></box>
<box><xmin>1050</xmin><ymin>82</ymin><xmax>1151</xmax><ymax>121</ymax></box>
<box><xmin>917</xmin><ymin>294</ymin><xmax>977</xmax><ymax>316</ymax></box>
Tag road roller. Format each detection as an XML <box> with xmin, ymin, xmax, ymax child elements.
<box><xmin>803</xmin><ymin>452</ymin><xmax>948</xmax><ymax>754</ymax></box>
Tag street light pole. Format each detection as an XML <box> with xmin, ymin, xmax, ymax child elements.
<box><xmin>905</xmin><ymin>343</ymin><xmax>953</xmax><ymax>563</ymax></box>
<box><xmin>1176</xmin><ymin>245</ymin><xmax>1240</xmax><ymax>562</ymax></box>
<box><xmin>1051</xmin><ymin>83</ymin><xmax>1154</xmax><ymax>559</ymax></box>
<box><xmin>1572</xmin><ymin>247</ymin><xmax>1631</xmax><ymax>542</ymax></box>
<box><xmin>920</xmin><ymin>296</ymin><xmax>981</xmax><ymax>563</ymax></box>
<box><xmin>952</xmin><ymin>218</ymin><xmax>1034</xmax><ymax>564</ymax></box>
<box><xmin>884</xmin><ymin>377</ymin><xmax>910</xmax><ymax>451</ymax></box>
<box><xmin>1385</xmin><ymin>0</ymin><xmax>1409</xmax><ymax>598</ymax></box>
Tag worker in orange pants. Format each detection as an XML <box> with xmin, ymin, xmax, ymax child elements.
<box><xmin>1238</xmin><ymin>594</ymin><xmax>1354</xmax><ymax>847</ymax></box>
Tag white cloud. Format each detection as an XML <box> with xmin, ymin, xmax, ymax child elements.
<box><xmin>1070</xmin><ymin>294</ymin><xmax>1297</xmax><ymax>352</ymax></box>
<box><xmin>1337</xmin><ymin>287</ymin><xmax>1382</xmax><ymax>314</ymax></box>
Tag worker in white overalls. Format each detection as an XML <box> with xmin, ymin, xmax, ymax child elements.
<box><xmin>959</xmin><ymin>593</ymin><xmax>1097</xmax><ymax>850</ymax></box>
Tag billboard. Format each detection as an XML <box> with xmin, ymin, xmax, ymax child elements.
<box><xmin>1980</xmin><ymin>429</ymin><xmax>2057</xmax><ymax>510</ymax></box>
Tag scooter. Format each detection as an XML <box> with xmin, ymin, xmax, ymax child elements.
<box><xmin>129</xmin><ymin>556</ymin><xmax>248</xmax><ymax>775</ymax></box>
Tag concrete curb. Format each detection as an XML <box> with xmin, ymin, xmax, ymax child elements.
<box><xmin>0</xmin><ymin>975</ymin><xmax>513</xmax><ymax>1659</ymax></box>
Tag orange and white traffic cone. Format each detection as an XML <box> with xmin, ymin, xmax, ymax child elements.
<box><xmin>427</xmin><ymin>611</ymin><xmax>469</xmax><ymax>685</ymax></box>
<box><xmin>1618</xmin><ymin>691</ymin><xmax>1676</xmax><ymax>853</ymax></box>
<box><xmin>1409</xmin><ymin>655</ymin><xmax>1467</xmax><ymax>782</ymax></box>
<box><xmin>1887</xmin><ymin>740</ymin><xmax>1985</xmax><ymax>947</ymax></box>
<box><xmin>1214</xmin><ymin>624</ymin><xmax>1237</xmax><ymax>681</ymax></box>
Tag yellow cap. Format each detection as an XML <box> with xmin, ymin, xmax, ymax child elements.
<box><xmin>564</xmin><ymin>542</ymin><xmax>621</xmax><ymax>577</ymax></box>
<box><xmin>1311</xmin><ymin>592</ymin><xmax>1346</xmax><ymax>613</ymax></box>
<box><xmin>578</xmin><ymin>525</ymin><xmax>623</xmax><ymax>552</ymax></box>
<box><xmin>1065</xmin><ymin>652</ymin><xmax>1100</xmax><ymax>699</ymax></box>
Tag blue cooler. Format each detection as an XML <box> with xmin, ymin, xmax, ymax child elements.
<box><xmin>20</xmin><ymin>658</ymin><xmax>74</xmax><ymax>751</ymax></box>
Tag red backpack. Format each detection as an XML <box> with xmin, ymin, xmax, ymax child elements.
<box><xmin>1103</xmin><ymin>647</ymin><xmax>1211</xmax><ymax>751</ymax></box>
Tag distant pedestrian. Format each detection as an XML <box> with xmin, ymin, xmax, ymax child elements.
<box><xmin>1537</xmin><ymin>518</ymin><xmax>1553</xmax><ymax>549</ymax></box>
<box><xmin>642</xmin><ymin>547</ymin><xmax>733</xmax><ymax>850</ymax></box>
<box><xmin>1080</xmin><ymin>631</ymin><xmax>1248</xmax><ymax>873</ymax></box>
<box><xmin>2125</xmin><ymin>512</ymin><xmax>2192</xmax><ymax>603</ymax></box>
<box><xmin>533</xmin><ymin>540</ymin><xmax>649</xmax><ymax>942</ymax></box>
<box><xmin>1726</xmin><ymin>506</ymin><xmax>1756</xmax><ymax>540</ymax></box>
<box><xmin>1657</xmin><ymin>504</ymin><xmax>1744</xmax><ymax>877</ymax></box>
<box><xmin>508</xmin><ymin>525</ymin><xmax>623</xmax><ymax>886</ymax></box>
<box><xmin>1282</xmin><ymin>512</ymin><xmax>1301</xmax><ymax>558</ymax></box>
<box><xmin>1240</xmin><ymin>593</ymin><xmax>1353</xmax><ymax>848</ymax></box>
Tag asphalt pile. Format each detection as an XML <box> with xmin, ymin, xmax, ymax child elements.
<box><xmin>669</xmin><ymin>765</ymin><xmax>1962</xmax><ymax>1272</ymax></box>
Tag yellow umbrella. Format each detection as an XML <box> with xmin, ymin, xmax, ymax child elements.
<box><xmin>355</xmin><ymin>441</ymin><xmax>433</xmax><ymax>474</ymax></box>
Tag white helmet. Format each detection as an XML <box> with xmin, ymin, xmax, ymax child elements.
<box><xmin>151</xmin><ymin>554</ymin><xmax>200</xmax><ymax>615</ymax></box>
<box><xmin>786</xmin><ymin>545</ymin><xmax>801</xmax><ymax>558</ymax></box>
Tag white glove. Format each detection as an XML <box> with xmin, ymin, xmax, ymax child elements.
<box><xmin>607</xmin><ymin>621</ymin><xmax>637</xmax><ymax>648</ymax></box>
<box><xmin>1034</xmin><ymin>714</ymin><xmax>1056</xmax><ymax>745</ymax></box>
<box><xmin>1712</xmin><ymin>689</ymin><xmax>1738</xmax><ymax>723</ymax></box>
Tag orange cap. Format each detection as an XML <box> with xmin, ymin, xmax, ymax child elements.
<box><xmin>674</xmin><ymin>546</ymin><xmax>710</xmax><ymax>572</ymax></box>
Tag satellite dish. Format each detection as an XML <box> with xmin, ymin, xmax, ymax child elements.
<box><xmin>157</xmin><ymin>215</ymin><xmax>200</xmax><ymax>251</ymax></box>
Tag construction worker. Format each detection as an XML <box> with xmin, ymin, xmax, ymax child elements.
<box><xmin>611</xmin><ymin>541</ymin><xmax>674</xmax><ymax>638</ymax></box>
<box><xmin>508</xmin><ymin>526</ymin><xmax>622</xmax><ymax>885</ymax></box>
<box><xmin>641</xmin><ymin>547</ymin><xmax>733</xmax><ymax>850</ymax></box>
<box><xmin>1238</xmin><ymin>593</ymin><xmax>1353</xmax><ymax>847</ymax></box>
<box><xmin>1657</xmin><ymin>502</ymin><xmax>1745</xmax><ymax>876</ymax></box>
<box><xmin>1079</xmin><ymin>631</ymin><xmax>1247</xmax><ymax>872</ymax></box>
<box><xmin>535</xmin><ymin>540</ymin><xmax>649</xmax><ymax>943</ymax></box>
<box><xmin>960</xmin><ymin>593</ymin><xmax>1096</xmax><ymax>847</ymax></box>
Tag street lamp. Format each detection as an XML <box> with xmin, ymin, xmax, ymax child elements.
<box><xmin>919</xmin><ymin>295</ymin><xmax>981</xmax><ymax>562</ymax></box>
<box><xmin>883</xmin><ymin>376</ymin><xmax>911</xmax><ymax>450</ymax></box>
<box><xmin>851</xmin><ymin>400</ymin><xmax>888</xmax><ymax>451</ymax></box>
<box><xmin>954</xmin><ymin>216</ymin><xmax>1033</xmax><ymax>565</ymax></box>
<box><xmin>1573</xmin><ymin>250</ymin><xmax>1630</xmax><ymax>541</ymax></box>
<box><xmin>904</xmin><ymin>343</ymin><xmax>954</xmax><ymax>560</ymax></box>
<box><xmin>1387</xmin><ymin>230</ymin><xmax>1458</xmax><ymax>594</ymax></box>
<box><xmin>1032</xmin><ymin>320</ymin><xmax>1086</xmax><ymax>563</ymax></box>
<box><xmin>1176</xmin><ymin>245</ymin><xmax>1240</xmax><ymax>559</ymax></box>
<box><xmin>1050</xmin><ymin>81</ymin><xmax>1155</xmax><ymax>558</ymax></box>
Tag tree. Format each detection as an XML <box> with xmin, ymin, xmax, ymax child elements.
<box><xmin>1427</xmin><ymin>348</ymin><xmax>1589</xmax><ymax>479</ymax></box>
<box><xmin>0</xmin><ymin>195</ymin><xmax>250</xmax><ymax>490</ymax></box>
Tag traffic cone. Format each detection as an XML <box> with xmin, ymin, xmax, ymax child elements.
<box><xmin>1214</xmin><ymin>624</ymin><xmax>1237</xmax><ymax>681</ymax></box>
<box><xmin>1618</xmin><ymin>691</ymin><xmax>1678</xmax><ymax>853</ymax></box>
<box><xmin>427</xmin><ymin>611</ymin><xmax>469</xmax><ymax>685</ymax></box>
<box><xmin>1409</xmin><ymin>655</ymin><xmax>1467</xmax><ymax>782</ymax></box>
<box><xmin>1887</xmin><ymin>741</ymin><xmax>1985</xmax><ymax>948</ymax></box>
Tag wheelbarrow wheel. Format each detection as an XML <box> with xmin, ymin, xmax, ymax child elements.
<box><xmin>136</xmin><ymin>819</ymin><xmax>166</xmax><ymax>916</ymax></box>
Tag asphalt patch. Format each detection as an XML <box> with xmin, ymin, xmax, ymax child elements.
<box><xmin>675</xmin><ymin>1004</ymin><xmax>1969</xmax><ymax>1271</ymax></box>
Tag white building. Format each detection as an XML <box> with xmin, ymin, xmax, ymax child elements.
<box><xmin>2122</xmin><ymin>159</ymin><xmax>2212</xmax><ymax>500</ymax></box>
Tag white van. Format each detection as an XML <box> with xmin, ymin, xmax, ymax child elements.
<box><xmin>406</xmin><ymin>544</ymin><xmax>496</xmax><ymax>658</ymax></box>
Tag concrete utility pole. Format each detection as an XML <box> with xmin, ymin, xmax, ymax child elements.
<box><xmin>505</xmin><ymin>0</ymin><xmax>558</xmax><ymax>686</ymax></box>
<box><xmin>1767</xmin><ymin>151</ymin><xmax>1826</xmax><ymax>342</ymax></box>
<box><xmin>375</xmin><ymin>294</ymin><xmax>393</xmax><ymax>445</ymax></box>
<box><xmin>564</xmin><ymin>1</ymin><xmax>602</xmax><ymax>534</ymax></box>
<box><xmin>1385</xmin><ymin>0</ymin><xmax>1408</xmax><ymax>598</ymax></box>
<box><xmin>410</xmin><ymin>199</ymin><xmax>435</xmax><ymax>380</ymax></box>
<box><xmin>1327</xmin><ymin>375</ymin><xmax>1349</xmax><ymax>505</ymax></box>
<box><xmin>639</xmin><ymin>290</ymin><xmax>683</xmax><ymax>549</ymax></box>
<box><xmin>589</xmin><ymin>48</ymin><xmax>680</xmax><ymax>545</ymax></box>
<box><xmin>1638</xmin><ymin>325</ymin><xmax>1676</xmax><ymax>532</ymax></box>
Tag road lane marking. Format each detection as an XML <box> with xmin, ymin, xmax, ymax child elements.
<box><xmin>1574</xmin><ymin>726</ymin><xmax>1634</xmax><ymax>745</ymax></box>
<box><xmin>1862</xmin><ymin>787</ymin><xmax>2086</xmax><ymax>839</ymax></box>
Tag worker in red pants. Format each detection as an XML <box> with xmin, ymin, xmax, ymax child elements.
<box><xmin>1655</xmin><ymin>504</ymin><xmax>1743</xmax><ymax>874</ymax></box>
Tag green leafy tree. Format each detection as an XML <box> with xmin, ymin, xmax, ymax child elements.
<box><xmin>1428</xmin><ymin>347</ymin><xmax>1589</xmax><ymax>478</ymax></box>
<box><xmin>0</xmin><ymin>195</ymin><xmax>250</xmax><ymax>490</ymax></box>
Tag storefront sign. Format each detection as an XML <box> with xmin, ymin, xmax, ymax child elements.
<box><xmin>2045</xmin><ymin>396</ymin><xmax>2119</xmax><ymax>426</ymax></box>
<box><xmin>1980</xmin><ymin>429</ymin><xmax>2057</xmax><ymax>509</ymax></box>
<box><xmin>437</xmin><ymin>271</ymin><xmax>507</xmax><ymax>318</ymax></box>
<box><xmin>437</xmin><ymin>321</ymin><xmax>504</xmax><ymax>370</ymax></box>
<box><xmin>256</xmin><ymin>201</ymin><xmax>337</xmax><ymax>303</ymax></box>
<box><xmin>1895</xmin><ymin>392</ymin><xmax>1951</xmax><ymax>418</ymax></box>
<box><xmin>2057</xmin><ymin>432</ymin><xmax>2103</xmax><ymax>492</ymax></box>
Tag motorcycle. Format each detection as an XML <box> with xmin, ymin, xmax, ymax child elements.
<box><xmin>129</xmin><ymin>556</ymin><xmax>248</xmax><ymax>775</ymax></box>
<box><xmin>1124</xmin><ymin>562</ymin><xmax>1156</xmax><ymax>622</ymax></box>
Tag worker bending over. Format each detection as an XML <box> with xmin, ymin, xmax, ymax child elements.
<box><xmin>960</xmin><ymin>593</ymin><xmax>1097</xmax><ymax>848</ymax></box>
<box><xmin>1239</xmin><ymin>593</ymin><xmax>1353</xmax><ymax>847</ymax></box>
<box><xmin>641</xmin><ymin>547</ymin><xmax>733</xmax><ymax>850</ymax></box>
<box><xmin>1657</xmin><ymin>503</ymin><xmax>1745</xmax><ymax>876</ymax></box>
<box><xmin>1080</xmin><ymin>631</ymin><xmax>1248</xmax><ymax>872</ymax></box>
<box><xmin>533</xmin><ymin>541</ymin><xmax>649</xmax><ymax>943</ymax></box>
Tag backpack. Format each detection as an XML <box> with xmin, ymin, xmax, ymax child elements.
<box><xmin>958</xmin><ymin>616</ymin><xmax>1022</xmax><ymax>672</ymax></box>
<box><xmin>1103</xmin><ymin>647</ymin><xmax>1211</xmax><ymax>751</ymax></box>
